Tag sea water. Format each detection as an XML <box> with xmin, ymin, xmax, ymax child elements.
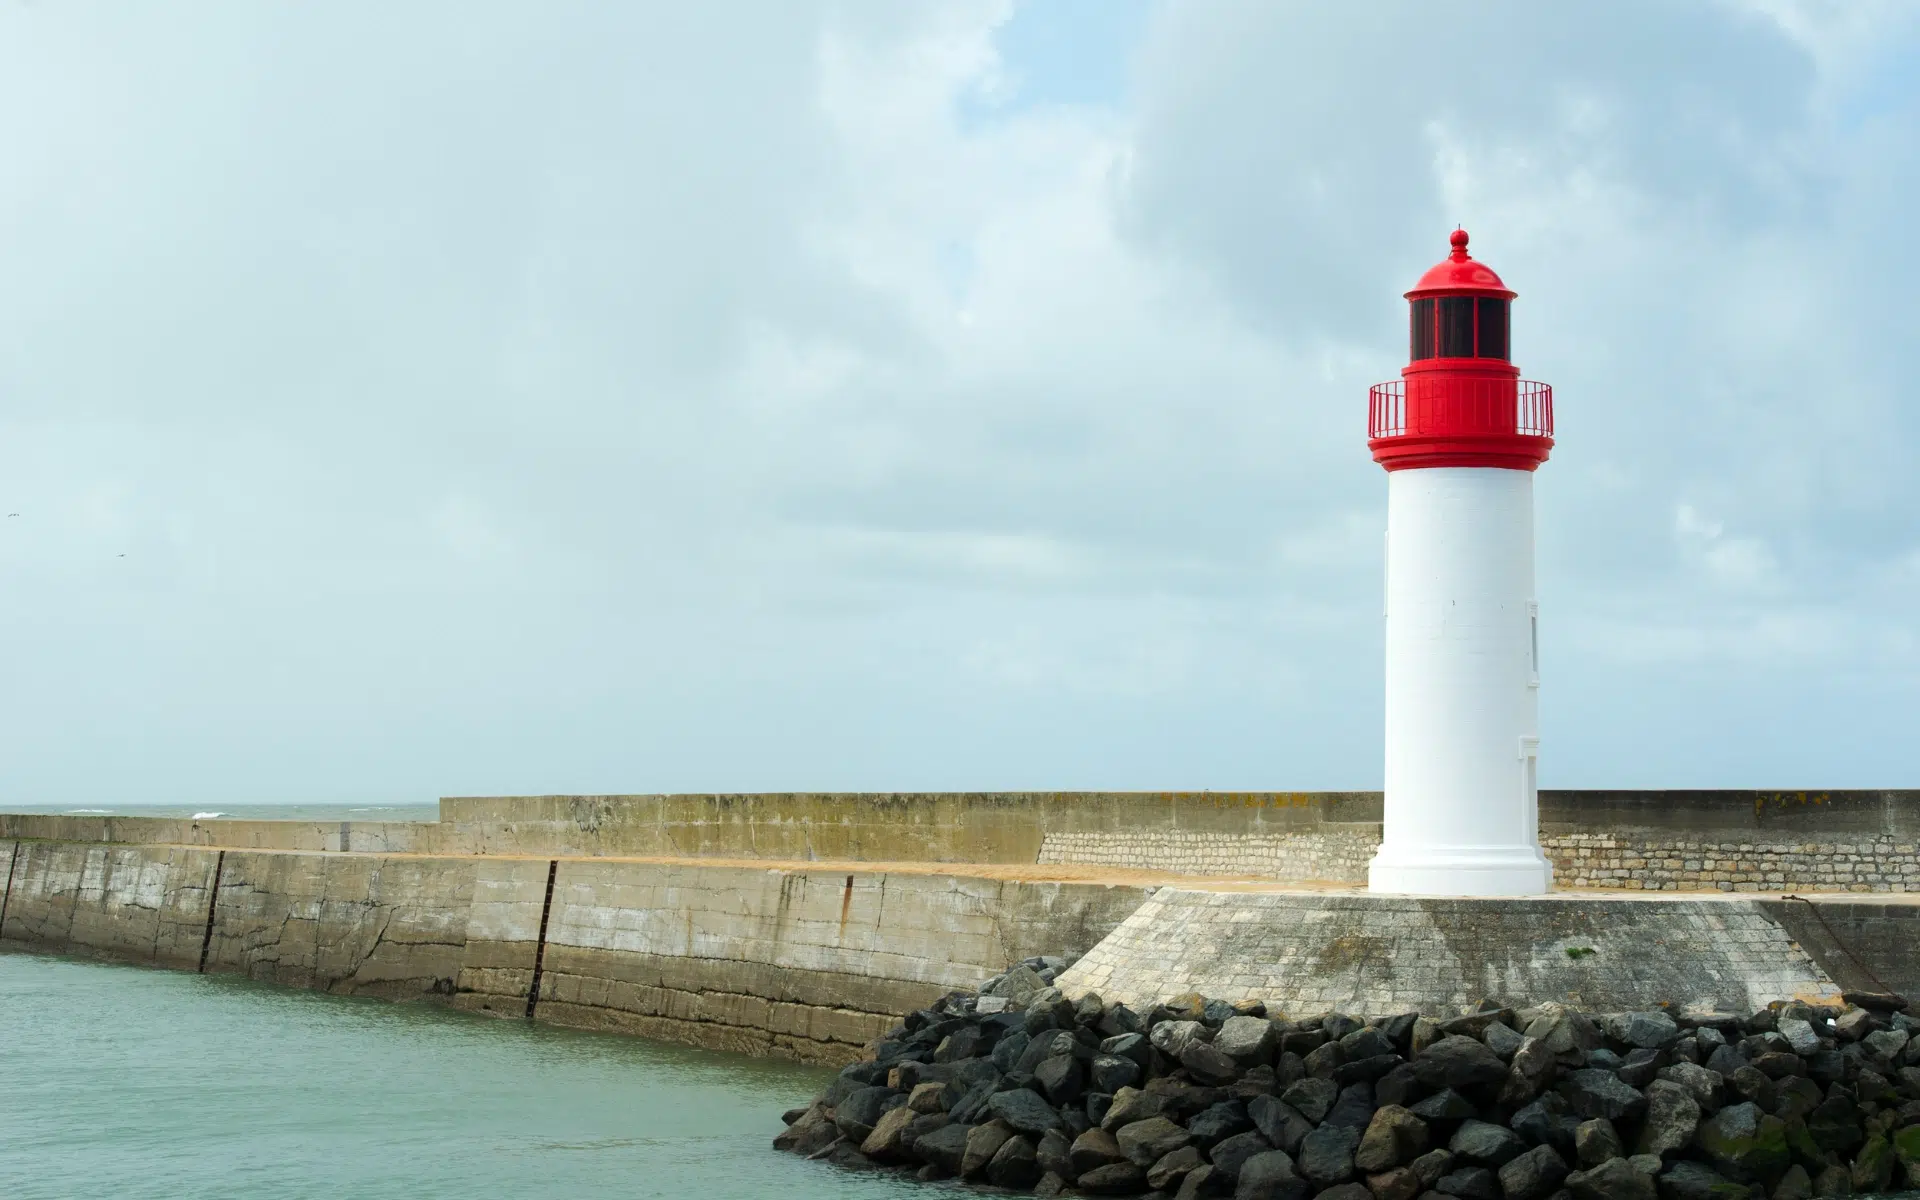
<box><xmin>0</xmin><ymin>953</ymin><xmax>919</xmax><ymax>1200</ymax></box>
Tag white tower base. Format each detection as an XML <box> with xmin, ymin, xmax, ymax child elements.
<box><xmin>1369</xmin><ymin>466</ymin><xmax>1553</xmax><ymax>897</ymax></box>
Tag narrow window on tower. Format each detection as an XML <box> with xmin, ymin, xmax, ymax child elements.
<box><xmin>1528</xmin><ymin>601</ymin><xmax>1540</xmax><ymax>687</ymax></box>
<box><xmin>1409</xmin><ymin>298</ymin><xmax>1436</xmax><ymax>359</ymax></box>
<box><xmin>1438</xmin><ymin>296</ymin><xmax>1476</xmax><ymax>357</ymax></box>
<box><xmin>1477</xmin><ymin>298</ymin><xmax>1509</xmax><ymax>360</ymax></box>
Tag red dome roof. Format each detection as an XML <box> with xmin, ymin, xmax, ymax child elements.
<box><xmin>1406</xmin><ymin>229</ymin><xmax>1514</xmax><ymax>300</ymax></box>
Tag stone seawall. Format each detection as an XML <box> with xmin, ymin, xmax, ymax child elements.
<box><xmin>0</xmin><ymin>838</ymin><xmax>1148</xmax><ymax>1065</ymax></box>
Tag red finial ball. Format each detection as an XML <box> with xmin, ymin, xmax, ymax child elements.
<box><xmin>1449</xmin><ymin>228</ymin><xmax>1470</xmax><ymax>256</ymax></box>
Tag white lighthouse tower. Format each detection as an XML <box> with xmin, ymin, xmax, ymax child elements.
<box><xmin>1366</xmin><ymin>230</ymin><xmax>1556</xmax><ymax>897</ymax></box>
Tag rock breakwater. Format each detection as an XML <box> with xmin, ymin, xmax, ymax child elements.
<box><xmin>775</xmin><ymin>959</ymin><xmax>1920</xmax><ymax>1199</ymax></box>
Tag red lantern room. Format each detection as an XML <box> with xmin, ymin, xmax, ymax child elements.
<box><xmin>1367</xmin><ymin>229</ymin><xmax>1553</xmax><ymax>471</ymax></box>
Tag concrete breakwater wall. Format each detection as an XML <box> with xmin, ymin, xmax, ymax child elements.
<box><xmin>0</xmin><ymin>838</ymin><xmax>1147</xmax><ymax>1065</ymax></box>
<box><xmin>4</xmin><ymin>789</ymin><xmax>1916</xmax><ymax>892</ymax></box>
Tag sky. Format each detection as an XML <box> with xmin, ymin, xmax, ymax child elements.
<box><xmin>1</xmin><ymin>1</ymin><xmax>1916</xmax><ymax>805</ymax></box>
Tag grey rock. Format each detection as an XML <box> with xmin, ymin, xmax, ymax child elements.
<box><xmin>961</xmin><ymin>1120</ymin><xmax>1016</xmax><ymax>1177</ymax></box>
<box><xmin>1618</xmin><ymin>1049</ymin><xmax>1667</xmax><ymax>1090</ymax></box>
<box><xmin>1284</xmin><ymin>1077</ymin><xmax>1341</xmax><ymax>1124</ymax></box>
<box><xmin>1567</xmin><ymin>1157</ymin><xmax>1657</xmax><ymax>1200</ymax></box>
<box><xmin>1153</xmin><ymin>1019</ymin><xmax>1214</xmax><ymax>1059</ymax></box>
<box><xmin>1654</xmin><ymin>1062</ymin><xmax>1726</xmax><ymax>1114</ymax></box>
<box><xmin>1077</xmin><ymin>1161</ymin><xmax>1149</xmax><ymax>1195</ymax></box>
<box><xmin>1235</xmin><ymin>1150</ymin><xmax>1312</xmax><ymax>1200</ymax></box>
<box><xmin>1035</xmin><ymin>1055</ymin><xmax>1085</xmax><ymax>1106</ymax></box>
<box><xmin>1326</xmin><ymin>1083</ymin><xmax>1377</xmax><ymax>1131</ymax></box>
<box><xmin>1211</xmin><ymin>1130</ymin><xmax>1277</xmax><ymax>1186</ymax></box>
<box><xmin>1186</xmin><ymin>1040</ymin><xmax>1246</xmax><ymax>1087</ymax></box>
<box><xmin>1102</xmin><ymin>1086</ymin><xmax>1165</xmax><ymax>1132</ymax></box>
<box><xmin>1770</xmin><ymin>1164</ymin><xmax>1812</xmax><ymax>1200</ymax></box>
<box><xmin>914</xmin><ymin>1122</ymin><xmax>972</xmax><ymax>1175</ymax></box>
<box><xmin>1190</xmin><ymin>1100</ymin><xmax>1254</xmax><ymax>1148</ymax></box>
<box><xmin>1449</xmin><ymin>1120</ymin><xmax>1526</xmax><ymax>1167</ymax></box>
<box><xmin>1308</xmin><ymin>1041</ymin><xmax>1349</xmax><ymax>1079</ymax></box>
<box><xmin>1513</xmin><ymin>1093</ymin><xmax>1581</xmax><ymax>1154</ymax></box>
<box><xmin>1704</xmin><ymin>1044</ymin><xmax>1748</xmax><ymax>1078</ymax></box>
<box><xmin>1377</xmin><ymin>1063</ymin><xmax>1424</xmax><ymax>1109</ymax></box>
<box><xmin>1410</xmin><ymin>1090</ymin><xmax>1480</xmax><ymax>1122</ymax></box>
<box><xmin>1802</xmin><ymin>1091</ymin><xmax>1862</xmax><ymax>1152</ymax></box>
<box><xmin>1102</xmin><ymin>1032</ymin><xmax>1154</xmax><ymax>1071</ymax></box>
<box><xmin>1606</xmin><ymin>1012</ymin><xmax>1681</xmax><ymax>1051</ymax></box>
<box><xmin>1485</xmin><ymin>1022</ymin><xmax>1526</xmax><ymax>1062</ymax></box>
<box><xmin>1693</xmin><ymin>1101</ymin><xmax>1790</xmax><ymax>1184</ymax></box>
<box><xmin>1356</xmin><ymin>1106</ymin><xmax>1431</xmax><ymax>1173</ymax></box>
<box><xmin>1119</xmin><ymin>1115</ymin><xmax>1193</xmax><ymax>1166</ymax></box>
<box><xmin>1250</xmin><ymin>1095</ymin><xmax>1315</xmax><ymax>1154</ymax></box>
<box><xmin>1414</xmin><ymin>1036</ymin><xmax>1511</xmax><ymax>1091</ymax></box>
<box><xmin>1808</xmin><ymin>1165</ymin><xmax>1849</xmax><ymax>1199</ymax></box>
<box><xmin>1525</xmin><ymin>1006</ymin><xmax>1602</xmax><ymax>1065</ymax></box>
<box><xmin>1220</xmin><ymin>1015</ymin><xmax>1281</xmax><ymax>1064</ymax></box>
<box><xmin>1411</xmin><ymin>1149</ymin><xmax>1456</xmax><ymax>1187</ymax></box>
<box><xmin>1175</xmin><ymin>1164</ymin><xmax>1217</xmax><ymax>1200</ymax></box>
<box><xmin>1560</xmin><ymin>1069</ymin><xmax>1648</xmax><ymax>1122</ymax></box>
<box><xmin>989</xmin><ymin>1087</ymin><xmax>1066</xmax><ymax>1136</ymax></box>
<box><xmin>1091</xmin><ymin>1054</ymin><xmax>1142</xmax><ymax>1095</ymax></box>
<box><xmin>1575</xmin><ymin>1119</ymin><xmax>1623</xmax><ymax>1167</ymax></box>
<box><xmin>993</xmin><ymin>1030</ymin><xmax>1032</xmax><ymax>1075</ymax></box>
<box><xmin>1369</xmin><ymin>1165</ymin><xmax>1424</xmax><ymax>1200</ymax></box>
<box><xmin>989</xmin><ymin>965</ymin><xmax>1049</xmax><ymax>1004</ymax></box>
<box><xmin>1436</xmin><ymin>1167</ymin><xmax>1501</xmax><ymax>1200</ymax></box>
<box><xmin>1498</xmin><ymin>1144</ymin><xmax>1571</xmax><ymax>1200</ymax></box>
<box><xmin>1778</xmin><ymin>1019</ymin><xmax>1821</xmax><ymax>1057</ymax></box>
<box><xmin>1847</xmin><ymin>1133</ymin><xmax>1893</xmax><ymax>1194</ymax></box>
<box><xmin>1034</xmin><ymin>1169</ymin><xmax>1068</xmax><ymax>1197</ymax></box>
<box><xmin>987</xmin><ymin>1133</ymin><xmax>1042</xmax><ymax>1189</ymax></box>
<box><xmin>1319</xmin><ymin>1183</ymin><xmax>1376</xmax><ymax>1200</ymax></box>
<box><xmin>1036</xmin><ymin>1128</ymin><xmax>1076</xmax><ymax>1181</ymax></box>
<box><xmin>1070</xmin><ymin>1126</ymin><xmax>1128</xmax><ymax>1175</ymax></box>
<box><xmin>834</xmin><ymin>1086</ymin><xmax>904</xmax><ymax>1142</ymax></box>
<box><xmin>1503</xmin><ymin>1037</ymin><xmax>1561</xmax><ymax>1105</ymax></box>
<box><xmin>1656</xmin><ymin>1160</ymin><xmax>1748</xmax><ymax>1200</ymax></box>
<box><xmin>1635</xmin><ymin>1080</ymin><xmax>1700</xmax><ymax>1159</ymax></box>
<box><xmin>1344</xmin><ymin>1028</ymin><xmax>1399</xmax><ymax>1061</ymax></box>
<box><xmin>861</xmin><ymin>1105</ymin><xmax>921</xmax><ymax>1160</ymax></box>
<box><xmin>1299</xmin><ymin>1124</ymin><xmax>1362</xmax><ymax>1186</ymax></box>
<box><xmin>1627</xmin><ymin>1156</ymin><xmax>1661</xmax><ymax>1177</ymax></box>
<box><xmin>1149</xmin><ymin>1144</ymin><xmax>1206</xmax><ymax>1191</ymax></box>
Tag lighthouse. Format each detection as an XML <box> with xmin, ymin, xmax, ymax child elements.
<box><xmin>1366</xmin><ymin>229</ymin><xmax>1556</xmax><ymax>896</ymax></box>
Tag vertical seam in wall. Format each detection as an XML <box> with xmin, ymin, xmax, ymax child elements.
<box><xmin>0</xmin><ymin>842</ymin><xmax>20</xmax><ymax>937</ymax></box>
<box><xmin>197</xmin><ymin>850</ymin><xmax>226</xmax><ymax>974</ymax></box>
<box><xmin>525</xmin><ymin>859</ymin><xmax>559</xmax><ymax>1020</ymax></box>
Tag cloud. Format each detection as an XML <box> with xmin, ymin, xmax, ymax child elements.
<box><xmin>0</xmin><ymin>0</ymin><xmax>1914</xmax><ymax>803</ymax></box>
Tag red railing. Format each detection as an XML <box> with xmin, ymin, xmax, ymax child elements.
<box><xmin>1368</xmin><ymin>379</ymin><xmax>1552</xmax><ymax>439</ymax></box>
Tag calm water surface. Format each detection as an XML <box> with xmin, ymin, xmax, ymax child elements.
<box><xmin>0</xmin><ymin>953</ymin><xmax>922</xmax><ymax>1200</ymax></box>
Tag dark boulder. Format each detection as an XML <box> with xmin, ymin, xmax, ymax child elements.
<box><xmin>1450</xmin><ymin>1120</ymin><xmax>1526</xmax><ymax>1168</ymax></box>
<box><xmin>989</xmin><ymin>1087</ymin><xmax>1065</xmax><ymax>1137</ymax></box>
<box><xmin>1655</xmin><ymin>1160</ymin><xmax>1749</xmax><ymax>1200</ymax></box>
<box><xmin>1355</xmin><ymin>1106</ymin><xmax>1432</xmax><ymax>1173</ymax></box>
<box><xmin>1036</xmin><ymin>1127</ymin><xmax>1076</xmax><ymax>1181</ymax></box>
<box><xmin>1435</xmin><ymin>1167</ymin><xmax>1501</xmax><ymax>1200</ymax></box>
<box><xmin>1091</xmin><ymin>1053</ymin><xmax>1144</xmax><ymax>1094</ymax></box>
<box><xmin>1635</xmin><ymin>1081</ymin><xmax>1701</xmax><ymax>1160</ymax></box>
<box><xmin>1415</xmin><ymin>1037</ymin><xmax>1511</xmax><ymax>1092</ymax></box>
<box><xmin>1285</xmin><ymin>1078</ymin><xmax>1341</xmax><ymax>1124</ymax></box>
<box><xmin>914</xmin><ymin>1122</ymin><xmax>972</xmax><ymax>1175</ymax></box>
<box><xmin>1187</xmin><ymin>1040</ymin><xmax>1248</xmax><ymax>1087</ymax></box>
<box><xmin>1190</xmin><ymin>1100</ymin><xmax>1255</xmax><ymax>1148</ymax></box>
<box><xmin>1566</xmin><ymin>1157</ymin><xmax>1658</xmax><ymax>1200</ymax></box>
<box><xmin>1498</xmin><ymin>1144</ymin><xmax>1571</xmax><ymax>1200</ymax></box>
<box><xmin>1077</xmin><ymin>1161</ymin><xmax>1149</xmax><ymax>1195</ymax></box>
<box><xmin>1148</xmin><ymin>1144</ymin><xmax>1206</xmax><ymax>1192</ymax></box>
<box><xmin>1411</xmin><ymin>1090</ymin><xmax>1480</xmax><ymax>1123</ymax></box>
<box><xmin>1237</xmin><ymin>1151</ymin><xmax>1312</xmax><ymax>1200</ymax></box>
<box><xmin>834</xmin><ymin>1085</ymin><xmax>905</xmax><ymax>1142</ymax></box>
<box><xmin>1574</xmin><ymin>1119</ymin><xmax>1623</xmax><ymax>1167</ymax></box>
<box><xmin>1300</xmin><ymin>1124</ymin><xmax>1363</xmax><ymax>1187</ymax></box>
<box><xmin>1561</xmin><ymin>1069</ymin><xmax>1649</xmax><ymax>1122</ymax></box>
<box><xmin>1327</xmin><ymin>1083</ymin><xmax>1379</xmax><ymax>1132</ymax></box>
<box><xmin>1119</xmin><ymin>1115</ymin><xmax>1194</xmax><ymax>1166</ymax></box>
<box><xmin>1035</xmin><ymin>1055</ymin><xmax>1085</xmax><ymax>1106</ymax></box>
<box><xmin>1250</xmin><ymin>1095</ymin><xmax>1316</xmax><ymax>1153</ymax></box>
<box><xmin>960</xmin><ymin>1120</ymin><xmax>1015</xmax><ymax>1177</ymax></box>
<box><xmin>988</xmin><ymin>1133</ymin><xmax>1042</xmax><ymax>1189</ymax></box>
<box><xmin>1211</xmin><ymin>1129</ymin><xmax>1277</xmax><ymax>1187</ymax></box>
<box><xmin>1070</xmin><ymin>1126</ymin><xmax>1129</xmax><ymax>1175</ymax></box>
<box><xmin>1693</xmin><ymin>1101</ymin><xmax>1790</xmax><ymax>1184</ymax></box>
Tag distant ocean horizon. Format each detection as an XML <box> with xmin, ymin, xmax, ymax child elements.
<box><xmin>0</xmin><ymin>801</ymin><xmax>444</xmax><ymax>822</ymax></box>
